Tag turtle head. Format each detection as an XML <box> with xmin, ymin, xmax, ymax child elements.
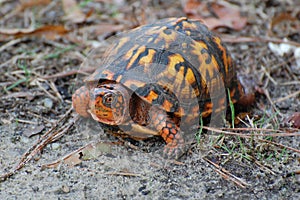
<box><xmin>89</xmin><ymin>82</ymin><xmax>130</xmax><ymax>125</ymax></box>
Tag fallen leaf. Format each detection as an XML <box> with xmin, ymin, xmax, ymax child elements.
<box><xmin>0</xmin><ymin>25</ymin><xmax>69</xmax><ymax>41</ymax></box>
<box><xmin>286</xmin><ymin>112</ymin><xmax>300</xmax><ymax>129</ymax></box>
<box><xmin>183</xmin><ymin>1</ymin><xmax>247</xmax><ymax>30</ymax></box>
<box><xmin>210</xmin><ymin>3</ymin><xmax>247</xmax><ymax>30</ymax></box>
<box><xmin>42</xmin><ymin>142</ymin><xmax>112</xmax><ymax>168</ymax></box>
<box><xmin>62</xmin><ymin>0</ymin><xmax>87</xmax><ymax>23</ymax></box>
<box><xmin>79</xmin><ymin>24</ymin><xmax>124</xmax><ymax>36</ymax></box>
<box><xmin>20</xmin><ymin>0</ymin><xmax>51</xmax><ymax>11</ymax></box>
<box><xmin>23</xmin><ymin>125</ymin><xmax>45</xmax><ymax>137</ymax></box>
<box><xmin>184</xmin><ymin>0</ymin><xmax>210</xmax><ymax>18</ymax></box>
<box><xmin>269</xmin><ymin>12</ymin><xmax>298</xmax><ymax>36</ymax></box>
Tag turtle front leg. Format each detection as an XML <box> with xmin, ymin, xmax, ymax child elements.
<box><xmin>149</xmin><ymin>107</ymin><xmax>187</xmax><ymax>160</ymax></box>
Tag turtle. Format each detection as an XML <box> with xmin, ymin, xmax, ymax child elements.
<box><xmin>72</xmin><ymin>17</ymin><xmax>253</xmax><ymax>159</ymax></box>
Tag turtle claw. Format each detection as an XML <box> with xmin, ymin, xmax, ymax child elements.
<box><xmin>163</xmin><ymin>143</ymin><xmax>186</xmax><ymax>160</ymax></box>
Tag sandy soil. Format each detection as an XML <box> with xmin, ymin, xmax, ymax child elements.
<box><xmin>0</xmin><ymin>0</ymin><xmax>299</xmax><ymax>199</ymax></box>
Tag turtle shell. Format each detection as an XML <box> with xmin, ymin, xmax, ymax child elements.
<box><xmin>85</xmin><ymin>17</ymin><xmax>244</xmax><ymax>120</ymax></box>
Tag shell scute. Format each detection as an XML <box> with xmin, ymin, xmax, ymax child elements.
<box><xmin>85</xmin><ymin>17</ymin><xmax>243</xmax><ymax>117</ymax></box>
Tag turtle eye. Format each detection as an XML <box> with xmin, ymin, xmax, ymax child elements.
<box><xmin>102</xmin><ymin>93</ymin><xmax>115</xmax><ymax>107</ymax></box>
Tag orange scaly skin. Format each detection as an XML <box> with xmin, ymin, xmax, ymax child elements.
<box><xmin>72</xmin><ymin>86</ymin><xmax>90</xmax><ymax>118</ymax></box>
<box><xmin>148</xmin><ymin>107</ymin><xmax>185</xmax><ymax>158</ymax></box>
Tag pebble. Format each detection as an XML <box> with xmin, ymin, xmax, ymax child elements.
<box><xmin>61</xmin><ymin>185</ymin><xmax>70</xmax><ymax>193</ymax></box>
<box><xmin>51</xmin><ymin>143</ymin><xmax>61</xmax><ymax>150</ymax></box>
<box><xmin>43</xmin><ymin>98</ymin><xmax>53</xmax><ymax>109</ymax></box>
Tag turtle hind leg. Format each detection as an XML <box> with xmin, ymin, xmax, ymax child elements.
<box><xmin>161</xmin><ymin>125</ymin><xmax>187</xmax><ymax>160</ymax></box>
<box><xmin>149</xmin><ymin>107</ymin><xmax>187</xmax><ymax>160</ymax></box>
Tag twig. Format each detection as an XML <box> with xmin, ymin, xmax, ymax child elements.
<box><xmin>203</xmin><ymin>157</ymin><xmax>250</xmax><ymax>188</ymax></box>
<box><xmin>221</xmin><ymin>34</ymin><xmax>300</xmax><ymax>47</ymax></box>
<box><xmin>16</xmin><ymin>119</ymin><xmax>39</xmax><ymax>125</ymax></box>
<box><xmin>105</xmin><ymin>171</ymin><xmax>142</xmax><ymax>177</ymax></box>
<box><xmin>35</xmin><ymin>80</ymin><xmax>58</xmax><ymax>101</ymax></box>
<box><xmin>261</xmin><ymin>65</ymin><xmax>278</xmax><ymax>86</ymax></box>
<box><xmin>0</xmin><ymin>38</ymin><xmax>24</xmax><ymax>53</ymax></box>
<box><xmin>262</xmin><ymin>88</ymin><xmax>283</xmax><ymax>117</ymax></box>
<box><xmin>202</xmin><ymin>126</ymin><xmax>300</xmax><ymax>154</ymax></box>
<box><xmin>203</xmin><ymin>126</ymin><xmax>300</xmax><ymax>137</ymax></box>
<box><xmin>273</xmin><ymin>90</ymin><xmax>300</xmax><ymax>103</ymax></box>
<box><xmin>279</xmin><ymin>81</ymin><xmax>300</xmax><ymax>86</ymax></box>
<box><xmin>0</xmin><ymin>108</ymin><xmax>75</xmax><ymax>182</ymax></box>
<box><xmin>253</xmin><ymin>159</ymin><xmax>276</xmax><ymax>175</ymax></box>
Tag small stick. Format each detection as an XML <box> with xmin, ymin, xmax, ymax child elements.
<box><xmin>0</xmin><ymin>108</ymin><xmax>75</xmax><ymax>182</ymax></box>
<box><xmin>203</xmin><ymin>157</ymin><xmax>250</xmax><ymax>188</ymax></box>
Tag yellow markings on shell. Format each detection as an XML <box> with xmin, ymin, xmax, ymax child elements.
<box><xmin>185</xmin><ymin>67</ymin><xmax>196</xmax><ymax>85</ymax></box>
<box><xmin>213</xmin><ymin>36</ymin><xmax>229</xmax><ymax>74</ymax></box>
<box><xmin>175</xmin><ymin>17</ymin><xmax>187</xmax><ymax>23</ymax></box>
<box><xmin>124</xmin><ymin>44</ymin><xmax>140</xmax><ymax>60</ymax></box>
<box><xmin>191</xmin><ymin>42</ymin><xmax>213</xmax><ymax>78</ymax></box>
<box><xmin>154</xmin><ymin>27</ymin><xmax>177</xmax><ymax>46</ymax></box>
<box><xmin>145</xmin><ymin>90</ymin><xmax>158</xmax><ymax>103</ymax></box>
<box><xmin>145</xmin><ymin>28</ymin><xmax>160</xmax><ymax>36</ymax></box>
<box><xmin>162</xmin><ymin>100</ymin><xmax>173</xmax><ymax>112</ymax></box>
<box><xmin>147</xmin><ymin>37</ymin><xmax>154</xmax><ymax>43</ymax></box>
<box><xmin>182</xmin><ymin>20</ymin><xmax>197</xmax><ymax>30</ymax></box>
<box><xmin>168</xmin><ymin>53</ymin><xmax>184</xmax><ymax>69</ymax></box>
<box><xmin>139</xmin><ymin>49</ymin><xmax>156</xmax><ymax>65</ymax></box>
<box><xmin>101</xmin><ymin>69</ymin><xmax>115</xmax><ymax>80</ymax></box>
<box><xmin>191</xmin><ymin>40</ymin><xmax>225</xmax><ymax>97</ymax></box>
<box><xmin>202</xmin><ymin>102</ymin><xmax>213</xmax><ymax>117</ymax></box>
<box><xmin>164</xmin><ymin>54</ymin><xmax>185</xmax><ymax>84</ymax></box>
<box><xmin>126</xmin><ymin>45</ymin><xmax>146</xmax><ymax>70</ymax></box>
<box><xmin>165</xmin><ymin>54</ymin><xmax>199</xmax><ymax>98</ymax></box>
<box><xmin>116</xmin><ymin>75</ymin><xmax>123</xmax><ymax>82</ymax></box>
<box><xmin>204</xmin><ymin>60</ymin><xmax>224</xmax><ymax>97</ymax></box>
<box><xmin>174</xmin><ymin>107</ymin><xmax>185</xmax><ymax>117</ymax></box>
<box><xmin>191</xmin><ymin>41</ymin><xmax>208</xmax><ymax>56</ymax></box>
<box><xmin>123</xmin><ymin>79</ymin><xmax>145</xmax><ymax>89</ymax></box>
<box><xmin>111</xmin><ymin>37</ymin><xmax>130</xmax><ymax>55</ymax></box>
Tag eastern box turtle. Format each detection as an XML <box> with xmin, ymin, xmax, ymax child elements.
<box><xmin>72</xmin><ymin>17</ymin><xmax>251</xmax><ymax>159</ymax></box>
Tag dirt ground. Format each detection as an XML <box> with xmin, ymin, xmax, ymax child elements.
<box><xmin>0</xmin><ymin>0</ymin><xmax>299</xmax><ymax>199</ymax></box>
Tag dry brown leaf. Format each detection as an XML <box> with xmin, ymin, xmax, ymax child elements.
<box><xmin>271</xmin><ymin>13</ymin><xmax>297</xmax><ymax>27</ymax></box>
<box><xmin>79</xmin><ymin>24</ymin><xmax>124</xmax><ymax>36</ymax></box>
<box><xmin>0</xmin><ymin>25</ymin><xmax>69</xmax><ymax>41</ymax></box>
<box><xmin>286</xmin><ymin>112</ymin><xmax>300</xmax><ymax>129</ymax></box>
<box><xmin>23</xmin><ymin>125</ymin><xmax>45</xmax><ymax>137</ymax></box>
<box><xmin>269</xmin><ymin>12</ymin><xmax>298</xmax><ymax>36</ymax></box>
<box><xmin>210</xmin><ymin>3</ymin><xmax>247</xmax><ymax>30</ymax></box>
<box><xmin>62</xmin><ymin>0</ymin><xmax>86</xmax><ymax>23</ymax></box>
<box><xmin>43</xmin><ymin>142</ymin><xmax>112</xmax><ymax>168</ymax></box>
<box><xmin>20</xmin><ymin>0</ymin><xmax>51</xmax><ymax>11</ymax></box>
<box><xmin>183</xmin><ymin>1</ymin><xmax>247</xmax><ymax>30</ymax></box>
<box><xmin>184</xmin><ymin>0</ymin><xmax>210</xmax><ymax>18</ymax></box>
